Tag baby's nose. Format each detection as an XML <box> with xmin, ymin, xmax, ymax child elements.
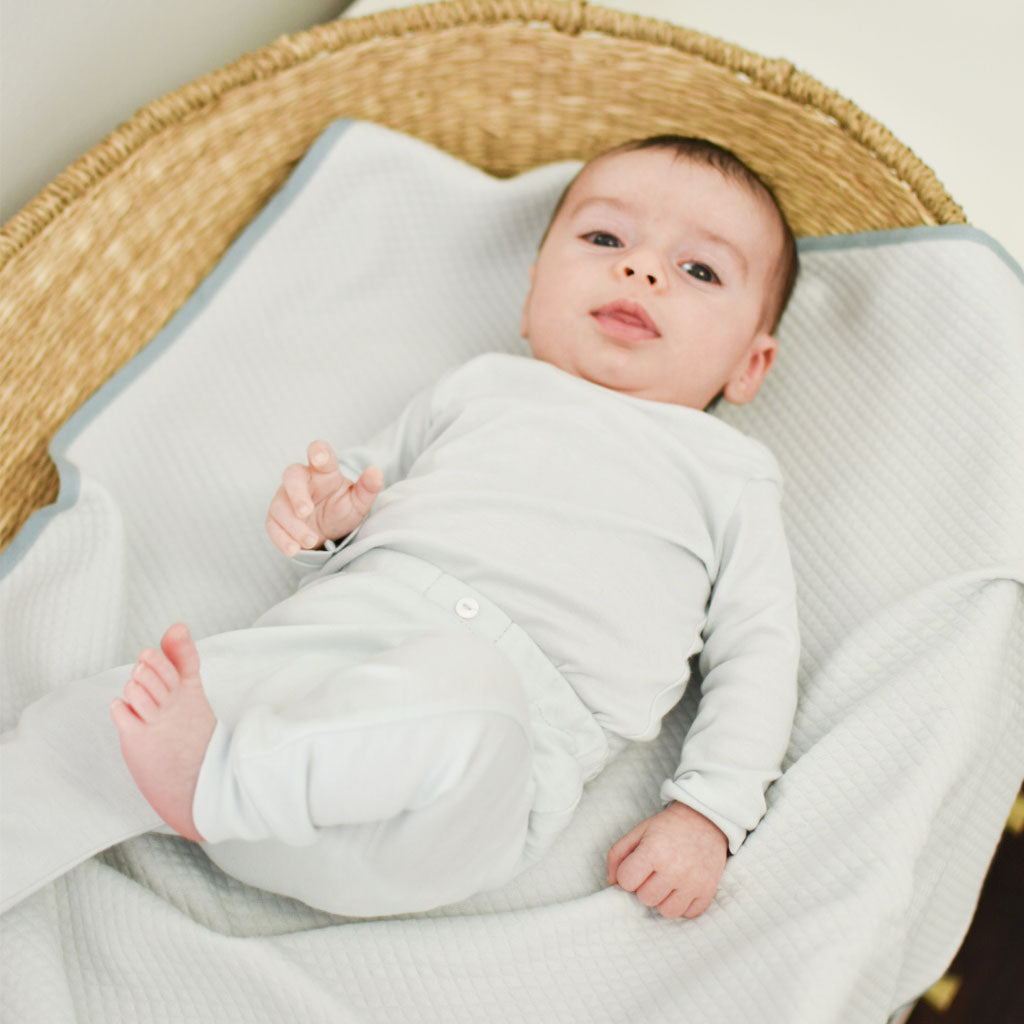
<box><xmin>621</xmin><ymin>265</ymin><xmax>659</xmax><ymax>286</ymax></box>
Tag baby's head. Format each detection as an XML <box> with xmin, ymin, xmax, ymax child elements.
<box><xmin>521</xmin><ymin>136</ymin><xmax>798</xmax><ymax>410</ymax></box>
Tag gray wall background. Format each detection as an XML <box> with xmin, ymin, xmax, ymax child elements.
<box><xmin>0</xmin><ymin>1</ymin><xmax>347</xmax><ymax>224</ymax></box>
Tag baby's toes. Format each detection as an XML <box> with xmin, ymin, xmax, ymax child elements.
<box><xmin>160</xmin><ymin>623</ymin><xmax>201</xmax><ymax>682</ymax></box>
<box><xmin>110</xmin><ymin>696</ymin><xmax>141</xmax><ymax>733</ymax></box>
<box><xmin>122</xmin><ymin>678</ymin><xmax>160</xmax><ymax>722</ymax></box>
<box><xmin>136</xmin><ymin>646</ymin><xmax>179</xmax><ymax>693</ymax></box>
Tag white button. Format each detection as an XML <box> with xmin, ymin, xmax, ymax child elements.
<box><xmin>455</xmin><ymin>597</ymin><xmax>479</xmax><ymax>619</ymax></box>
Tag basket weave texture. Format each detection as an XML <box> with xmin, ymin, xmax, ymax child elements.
<box><xmin>0</xmin><ymin>0</ymin><xmax>965</xmax><ymax>552</ymax></box>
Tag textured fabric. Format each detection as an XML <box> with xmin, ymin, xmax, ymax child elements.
<box><xmin>1</xmin><ymin>120</ymin><xmax>1022</xmax><ymax>1024</ymax></box>
<box><xmin>298</xmin><ymin>351</ymin><xmax>799</xmax><ymax>850</ymax></box>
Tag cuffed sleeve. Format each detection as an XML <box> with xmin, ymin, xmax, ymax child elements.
<box><xmin>287</xmin><ymin>381</ymin><xmax>443</xmax><ymax>584</ymax></box>
<box><xmin>661</xmin><ymin>478</ymin><xmax>800</xmax><ymax>853</ymax></box>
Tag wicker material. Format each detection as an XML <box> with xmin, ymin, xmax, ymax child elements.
<box><xmin>0</xmin><ymin>0</ymin><xmax>965</xmax><ymax>552</ymax></box>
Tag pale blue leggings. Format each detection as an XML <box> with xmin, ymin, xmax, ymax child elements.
<box><xmin>1</xmin><ymin>551</ymin><xmax>609</xmax><ymax>918</ymax></box>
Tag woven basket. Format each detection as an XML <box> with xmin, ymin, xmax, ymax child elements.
<box><xmin>0</xmin><ymin>0</ymin><xmax>965</xmax><ymax>553</ymax></box>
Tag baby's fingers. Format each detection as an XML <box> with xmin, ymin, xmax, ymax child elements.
<box><xmin>266</xmin><ymin>514</ymin><xmax>304</xmax><ymax>557</ymax></box>
<box><xmin>680</xmin><ymin>890</ymin><xmax>713</xmax><ymax>919</ymax></box>
<box><xmin>282</xmin><ymin>463</ymin><xmax>316</xmax><ymax>520</ymax></box>
<box><xmin>266</xmin><ymin>505</ymin><xmax>321</xmax><ymax>556</ymax></box>
<box><xmin>320</xmin><ymin>466</ymin><xmax>383</xmax><ymax>539</ymax></box>
<box><xmin>652</xmin><ymin>889</ymin><xmax>701</xmax><ymax>920</ymax></box>
<box><xmin>307</xmin><ymin>441</ymin><xmax>353</xmax><ymax>506</ymax></box>
<box><xmin>619</xmin><ymin>859</ymin><xmax>713</xmax><ymax>919</ymax></box>
<box><xmin>606</xmin><ymin>823</ymin><xmax>646</xmax><ymax>885</ymax></box>
<box><xmin>653</xmin><ymin>880</ymin><xmax>713</xmax><ymax>920</ymax></box>
<box><xmin>349</xmin><ymin>466</ymin><xmax>384</xmax><ymax>512</ymax></box>
<box><xmin>613</xmin><ymin>848</ymin><xmax>658</xmax><ymax>895</ymax></box>
<box><xmin>307</xmin><ymin>440</ymin><xmax>339</xmax><ymax>477</ymax></box>
<box><xmin>267</xmin><ymin>484</ymin><xmax>322</xmax><ymax>556</ymax></box>
<box><xmin>634</xmin><ymin>873</ymin><xmax>675</xmax><ymax>910</ymax></box>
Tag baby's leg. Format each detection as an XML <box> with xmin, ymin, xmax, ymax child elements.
<box><xmin>191</xmin><ymin>629</ymin><xmax>537</xmax><ymax>915</ymax></box>
<box><xmin>109</xmin><ymin>623</ymin><xmax>214</xmax><ymax>842</ymax></box>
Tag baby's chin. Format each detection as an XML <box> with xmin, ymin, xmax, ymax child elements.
<box><xmin>586</xmin><ymin>371</ymin><xmax>712</xmax><ymax>409</ymax></box>
<box><xmin>528</xmin><ymin>347</ymin><xmax>702</xmax><ymax>406</ymax></box>
<box><xmin>573</xmin><ymin>365</ymin><xmax>668</xmax><ymax>403</ymax></box>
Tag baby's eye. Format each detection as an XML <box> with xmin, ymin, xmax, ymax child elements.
<box><xmin>680</xmin><ymin>261</ymin><xmax>719</xmax><ymax>284</ymax></box>
<box><xmin>582</xmin><ymin>231</ymin><xmax>623</xmax><ymax>248</ymax></box>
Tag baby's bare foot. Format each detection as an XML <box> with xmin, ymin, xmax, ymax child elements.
<box><xmin>110</xmin><ymin>623</ymin><xmax>215</xmax><ymax>842</ymax></box>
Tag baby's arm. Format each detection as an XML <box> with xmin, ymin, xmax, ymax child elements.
<box><xmin>266</xmin><ymin>440</ymin><xmax>383</xmax><ymax>556</ymax></box>
<box><xmin>609</xmin><ymin>477</ymin><xmax>799</xmax><ymax>919</ymax></box>
<box><xmin>661</xmin><ymin>478</ymin><xmax>799</xmax><ymax>852</ymax></box>
<box><xmin>606</xmin><ymin>801</ymin><xmax>727</xmax><ymax>919</ymax></box>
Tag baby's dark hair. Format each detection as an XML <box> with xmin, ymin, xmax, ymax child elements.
<box><xmin>544</xmin><ymin>134</ymin><xmax>799</xmax><ymax>332</ymax></box>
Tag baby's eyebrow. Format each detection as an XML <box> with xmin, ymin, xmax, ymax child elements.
<box><xmin>566</xmin><ymin>195</ymin><xmax>633</xmax><ymax>219</ymax></box>
<box><xmin>694</xmin><ymin>229</ymin><xmax>748</xmax><ymax>278</ymax></box>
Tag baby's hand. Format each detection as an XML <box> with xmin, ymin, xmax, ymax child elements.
<box><xmin>606</xmin><ymin>801</ymin><xmax>728</xmax><ymax>919</ymax></box>
<box><xmin>266</xmin><ymin>440</ymin><xmax>383</xmax><ymax>557</ymax></box>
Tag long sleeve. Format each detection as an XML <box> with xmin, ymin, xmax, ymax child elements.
<box><xmin>660</xmin><ymin>478</ymin><xmax>800</xmax><ymax>853</ymax></box>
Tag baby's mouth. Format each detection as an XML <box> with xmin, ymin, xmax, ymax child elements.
<box><xmin>590</xmin><ymin>300</ymin><xmax>661</xmax><ymax>342</ymax></box>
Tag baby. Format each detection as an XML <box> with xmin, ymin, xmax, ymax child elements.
<box><xmin>110</xmin><ymin>135</ymin><xmax>801</xmax><ymax>920</ymax></box>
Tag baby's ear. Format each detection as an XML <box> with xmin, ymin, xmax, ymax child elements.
<box><xmin>520</xmin><ymin>264</ymin><xmax>537</xmax><ymax>340</ymax></box>
<box><xmin>722</xmin><ymin>333</ymin><xmax>777</xmax><ymax>405</ymax></box>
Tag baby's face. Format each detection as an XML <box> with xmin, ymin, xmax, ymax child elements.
<box><xmin>521</xmin><ymin>148</ymin><xmax>784</xmax><ymax>409</ymax></box>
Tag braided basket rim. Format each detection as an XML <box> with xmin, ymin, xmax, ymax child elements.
<box><xmin>0</xmin><ymin>0</ymin><xmax>964</xmax><ymax>269</ymax></box>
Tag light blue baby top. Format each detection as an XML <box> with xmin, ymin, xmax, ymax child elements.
<box><xmin>302</xmin><ymin>352</ymin><xmax>799</xmax><ymax>851</ymax></box>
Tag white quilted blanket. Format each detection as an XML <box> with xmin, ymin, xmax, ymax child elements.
<box><xmin>2</xmin><ymin>121</ymin><xmax>1022</xmax><ymax>1024</ymax></box>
